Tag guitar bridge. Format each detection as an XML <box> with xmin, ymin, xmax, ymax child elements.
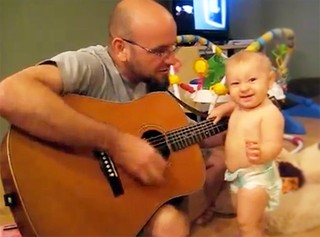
<box><xmin>3</xmin><ymin>193</ymin><xmax>16</xmax><ymax>207</ymax></box>
<box><xmin>93</xmin><ymin>150</ymin><xmax>124</xmax><ymax>197</ymax></box>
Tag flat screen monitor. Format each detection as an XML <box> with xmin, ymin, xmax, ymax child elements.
<box><xmin>172</xmin><ymin>0</ymin><xmax>229</xmax><ymax>43</ymax></box>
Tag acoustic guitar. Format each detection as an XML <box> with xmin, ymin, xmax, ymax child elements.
<box><xmin>0</xmin><ymin>92</ymin><xmax>228</xmax><ymax>237</ymax></box>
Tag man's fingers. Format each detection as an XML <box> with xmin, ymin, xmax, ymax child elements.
<box><xmin>137</xmin><ymin>154</ymin><xmax>166</xmax><ymax>185</ymax></box>
<box><xmin>139</xmin><ymin>167</ymin><xmax>165</xmax><ymax>185</ymax></box>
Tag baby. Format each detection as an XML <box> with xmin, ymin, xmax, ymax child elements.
<box><xmin>208</xmin><ymin>51</ymin><xmax>284</xmax><ymax>237</ymax></box>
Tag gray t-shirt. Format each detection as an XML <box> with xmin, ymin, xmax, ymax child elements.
<box><xmin>43</xmin><ymin>45</ymin><xmax>147</xmax><ymax>102</ymax></box>
<box><xmin>42</xmin><ymin>45</ymin><xmax>195</xmax><ymax>120</ymax></box>
<box><xmin>42</xmin><ymin>45</ymin><xmax>211</xmax><ymax>157</ymax></box>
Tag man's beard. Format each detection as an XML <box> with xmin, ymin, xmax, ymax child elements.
<box><xmin>127</xmin><ymin>60</ymin><xmax>170</xmax><ymax>92</ymax></box>
<box><xmin>146</xmin><ymin>77</ymin><xmax>170</xmax><ymax>92</ymax></box>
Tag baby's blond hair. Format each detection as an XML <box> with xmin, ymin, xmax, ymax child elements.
<box><xmin>226</xmin><ymin>51</ymin><xmax>273</xmax><ymax>73</ymax></box>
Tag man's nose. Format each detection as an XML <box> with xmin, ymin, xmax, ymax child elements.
<box><xmin>164</xmin><ymin>52</ymin><xmax>178</xmax><ymax>65</ymax></box>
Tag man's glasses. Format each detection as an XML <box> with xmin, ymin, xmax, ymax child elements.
<box><xmin>122</xmin><ymin>38</ymin><xmax>179</xmax><ymax>57</ymax></box>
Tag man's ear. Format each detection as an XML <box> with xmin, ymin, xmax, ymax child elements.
<box><xmin>111</xmin><ymin>38</ymin><xmax>128</xmax><ymax>62</ymax></box>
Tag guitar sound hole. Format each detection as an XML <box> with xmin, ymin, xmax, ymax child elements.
<box><xmin>142</xmin><ymin>130</ymin><xmax>170</xmax><ymax>160</ymax></box>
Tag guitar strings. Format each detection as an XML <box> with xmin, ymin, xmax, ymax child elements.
<box><xmin>144</xmin><ymin>120</ymin><xmax>211</xmax><ymax>146</ymax></box>
<box><xmin>167</xmin><ymin>120</ymin><xmax>227</xmax><ymax>139</ymax></box>
<box><xmin>144</xmin><ymin>120</ymin><xmax>228</xmax><ymax>148</ymax></box>
<box><xmin>166</xmin><ymin>121</ymin><xmax>226</xmax><ymax>143</ymax></box>
<box><xmin>154</xmin><ymin>120</ymin><xmax>227</xmax><ymax>145</ymax></box>
<box><xmin>166</xmin><ymin>121</ymin><xmax>228</xmax><ymax>147</ymax></box>
<box><xmin>149</xmin><ymin>123</ymin><xmax>227</xmax><ymax>150</ymax></box>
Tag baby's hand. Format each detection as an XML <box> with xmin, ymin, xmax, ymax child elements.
<box><xmin>207</xmin><ymin>109</ymin><xmax>224</xmax><ymax>124</ymax></box>
<box><xmin>207</xmin><ymin>101</ymin><xmax>235</xmax><ymax>124</ymax></box>
<box><xmin>245</xmin><ymin>140</ymin><xmax>260</xmax><ymax>161</ymax></box>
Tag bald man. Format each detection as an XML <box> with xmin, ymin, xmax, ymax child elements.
<box><xmin>0</xmin><ymin>0</ymin><xmax>226</xmax><ymax>236</ymax></box>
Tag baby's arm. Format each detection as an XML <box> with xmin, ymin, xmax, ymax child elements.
<box><xmin>246</xmin><ymin>109</ymin><xmax>284</xmax><ymax>164</ymax></box>
<box><xmin>207</xmin><ymin>101</ymin><xmax>236</xmax><ymax>124</ymax></box>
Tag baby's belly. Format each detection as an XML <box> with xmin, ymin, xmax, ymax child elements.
<box><xmin>225</xmin><ymin>139</ymin><xmax>251</xmax><ymax>172</ymax></box>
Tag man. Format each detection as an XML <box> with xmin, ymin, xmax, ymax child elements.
<box><xmin>0</xmin><ymin>0</ymin><xmax>226</xmax><ymax>236</ymax></box>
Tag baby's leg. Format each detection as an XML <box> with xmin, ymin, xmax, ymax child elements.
<box><xmin>236</xmin><ymin>187</ymin><xmax>268</xmax><ymax>237</ymax></box>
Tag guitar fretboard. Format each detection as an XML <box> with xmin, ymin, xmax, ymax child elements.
<box><xmin>166</xmin><ymin>118</ymin><xmax>228</xmax><ymax>151</ymax></box>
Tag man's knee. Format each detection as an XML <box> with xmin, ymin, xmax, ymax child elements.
<box><xmin>205</xmin><ymin>146</ymin><xmax>226</xmax><ymax>170</ymax></box>
<box><xmin>143</xmin><ymin>204</ymin><xmax>190</xmax><ymax>237</ymax></box>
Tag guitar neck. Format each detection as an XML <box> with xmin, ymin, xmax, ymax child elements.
<box><xmin>167</xmin><ymin>117</ymin><xmax>228</xmax><ymax>152</ymax></box>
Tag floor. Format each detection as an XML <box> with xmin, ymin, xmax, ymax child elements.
<box><xmin>191</xmin><ymin>217</ymin><xmax>320</xmax><ymax>237</ymax></box>
<box><xmin>0</xmin><ymin>117</ymin><xmax>319</xmax><ymax>237</ymax></box>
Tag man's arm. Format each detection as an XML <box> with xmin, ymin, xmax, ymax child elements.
<box><xmin>200</xmin><ymin>132</ymin><xmax>226</xmax><ymax>148</ymax></box>
<box><xmin>0</xmin><ymin>64</ymin><xmax>166</xmax><ymax>185</ymax></box>
<box><xmin>0</xmin><ymin>64</ymin><xmax>119</xmax><ymax>151</ymax></box>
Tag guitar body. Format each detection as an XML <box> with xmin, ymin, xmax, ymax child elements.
<box><xmin>0</xmin><ymin>92</ymin><xmax>206</xmax><ymax>237</ymax></box>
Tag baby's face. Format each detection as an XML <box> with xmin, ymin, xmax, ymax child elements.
<box><xmin>226</xmin><ymin>59</ymin><xmax>272</xmax><ymax>110</ymax></box>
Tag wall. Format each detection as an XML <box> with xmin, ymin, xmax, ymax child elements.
<box><xmin>161</xmin><ymin>0</ymin><xmax>320</xmax><ymax>78</ymax></box>
<box><xmin>228</xmin><ymin>0</ymin><xmax>264</xmax><ymax>39</ymax></box>
<box><xmin>260</xmin><ymin>0</ymin><xmax>320</xmax><ymax>79</ymax></box>
<box><xmin>0</xmin><ymin>0</ymin><xmax>117</xmax><ymax>139</ymax></box>
<box><xmin>231</xmin><ymin>0</ymin><xmax>319</xmax><ymax>79</ymax></box>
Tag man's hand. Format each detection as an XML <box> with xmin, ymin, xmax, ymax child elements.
<box><xmin>110</xmin><ymin>133</ymin><xmax>167</xmax><ymax>185</ymax></box>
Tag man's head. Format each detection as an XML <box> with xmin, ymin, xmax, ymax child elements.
<box><xmin>107</xmin><ymin>0</ymin><xmax>179</xmax><ymax>88</ymax></box>
<box><xmin>225</xmin><ymin>51</ymin><xmax>276</xmax><ymax>110</ymax></box>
